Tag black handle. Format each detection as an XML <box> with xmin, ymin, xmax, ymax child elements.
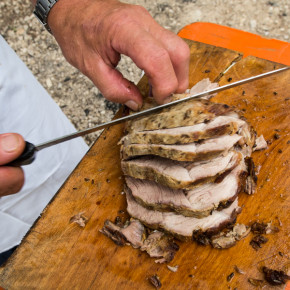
<box><xmin>7</xmin><ymin>141</ymin><xmax>37</xmax><ymax>167</ymax></box>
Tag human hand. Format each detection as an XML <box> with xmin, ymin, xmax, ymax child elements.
<box><xmin>0</xmin><ymin>133</ymin><xmax>25</xmax><ymax>197</ymax></box>
<box><xmin>47</xmin><ymin>0</ymin><xmax>190</xmax><ymax>110</ymax></box>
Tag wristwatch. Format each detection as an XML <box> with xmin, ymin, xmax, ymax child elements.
<box><xmin>33</xmin><ymin>0</ymin><xmax>59</xmax><ymax>33</ymax></box>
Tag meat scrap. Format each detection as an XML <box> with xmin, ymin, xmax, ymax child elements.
<box><xmin>263</xmin><ymin>266</ymin><xmax>290</xmax><ymax>285</ymax></box>
<box><xmin>167</xmin><ymin>265</ymin><xmax>179</xmax><ymax>272</ymax></box>
<box><xmin>100</xmin><ymin>218</ymin><xmax>179</xmax><ymax>263</ymax></box>
<box><xmin>227</xmin><ymin>272</ymin><xmax>235</xmax><ymax>282</ymax></box>
<box><xmin>210</xmin><ymin>224</ymin><xmax>251</xmax><ymax>249</ymax></box>
<box><xmin>249</xmin><ymin>221</ymin><xmax>279</xmax><ymax>250</ymax></box>
<box><xmin>140</xmin><ymin>231</ymin><xmax>179</xmax><ymax>263</ymax></box>
<box><xmin>234</xmin><ymin>265</ymin><xmax>245</xmax><ymax>275</ymax></box>
<box><xmin>253</xmin><ymin>135</ymin><xmax>268</xmax><ymax>151</ymax></box>
<box><xmin>248</xmin><ymin>278</ymin><xmax>266</xmax><ymax>287</ymax></box>
<box><xmin>100</xmin><ymin>218</ymin><xmax>145</xmax><ymax>247</ymax></box>
<box><xmin>148</xmin><ymin>275</ymin><xmax>162</xmax><ymax>289</ymax></box>
<box><xmin>250</xmin><ymin>235</ymin><xmax>268</xmax><ymax>250</ymax></box>
<box><xmin>251</xmin><ymin>221</ymin><xmax>279</xmax><ymax>235</ymax></box>
<box><xmin>69</xmin><ymin>212</ymin><xmax>88</xmax><ymax>228</ymax></box>
<box><xmin>251</xmin><ymin>221</ymin><xmax>267</xmax><ymax>234</ymax></box>
<box><xmin>244</xmin><ymin>157</ymin><xmax>257</xmax><ymax>194</ymax></box>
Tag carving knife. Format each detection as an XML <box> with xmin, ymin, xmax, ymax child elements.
<box><xmin>8</xmin><ymin>66</ymin><xmax>290</xmax><ymax>166</ymax></box>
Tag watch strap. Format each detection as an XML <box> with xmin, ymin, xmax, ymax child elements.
<box><xmin>33</xmin><ymin>0</ymin><xmax>59</xmax><ymax>33</ymax></box>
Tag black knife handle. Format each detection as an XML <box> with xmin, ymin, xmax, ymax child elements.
<box><xmin>6</xmin><ymin>141</ymin><xmax>36</xmax><ymax>167</ymax></box>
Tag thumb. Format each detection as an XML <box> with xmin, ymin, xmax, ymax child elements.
<box><xmin>0</xmin><ymin>133</ymin><xmax>26</xmax><ymax>165</ymax></box>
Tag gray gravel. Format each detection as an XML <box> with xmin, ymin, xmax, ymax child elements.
<box><xmin>0</xmin><ymin>0</ymin><xmax>289</xmax><ymax>145</ymax></box>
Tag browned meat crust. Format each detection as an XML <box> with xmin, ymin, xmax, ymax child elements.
<box><xmin>125</xmin><ymin>98</ymin><xmax>235</xmax><ymax>132</ymax></box>
<box><xmin>121</xmin><ymin>116</ymin><xmax>246</xmax><ymax>145</ymax></box>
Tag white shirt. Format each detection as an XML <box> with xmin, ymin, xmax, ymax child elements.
<box><xmin>0</xmin><ymin>35</ymin><xmax>88</xmax><ymax>253</ymax></box>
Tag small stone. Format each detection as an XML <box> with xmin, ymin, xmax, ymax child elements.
<box><xmin>46</xmin><ymin>78</ymin><xmax>52</xmax><ymax>88</ymax></box>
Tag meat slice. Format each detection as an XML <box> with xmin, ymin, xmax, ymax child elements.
<box><xmin>125</xmin><ymin>99</ymin><xmax>234</xmax><ymax>132</ymax></box>
<box><xmin>126</xmin><ymin>191</ymin><xmax>241</xmax><ymax>240</ymax></box>
<box><xmin>122</xmin><ymin>134</ymin><xmax>243</xmax><ymax>161</ymax></box>
<box><xmin>122</xmin><ymin>151</ymin><xmax>242</xmax><ymax>189</ymax></box>
<box><xmin>100</xmin><ymin>218</ymin><xmax>145</xmax><ymax>248</ymax></box>
<box><xmin>121</xmin><ymin>116</ymin><xmax>246</xmax><ymax>145</ymax></box>
<box><xmin>125</xmin><ymin>165</ymin><xmax>245</xmax><ymax>218</ymax></box>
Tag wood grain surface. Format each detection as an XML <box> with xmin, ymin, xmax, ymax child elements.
<box><xmin>0</xmin><ymin>40</ymin><xmax>289</xmax><ymax>290</ymax></box>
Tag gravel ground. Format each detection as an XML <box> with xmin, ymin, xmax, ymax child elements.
<box><xmin>0</xmin><ymin>0</ymin><xmax>289</xmax><ymax>145</ymax></box>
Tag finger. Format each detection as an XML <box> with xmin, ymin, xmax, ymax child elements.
<box><xmin>113</xmin><ymin>29</ymin><xmax>179</xmax><ymax>104</ymax></box>
<box><xmin>0</xmin><ymin>133</ymin><xmax>26</xmax><ymax>165</ymax></box>
<box><xmin>155</xmin><ymin>29</ymin><xmax>190</xmax><ymax>93</ymax></box>
<box><xmin>84</xmin><ymin>54</ymin><xmax>143</xmax><ymax>111</ymax></box>
<box><xmin>0</xmin><ymin>166</ymin><xmax>24</xmax><ymax>197</ymax></box>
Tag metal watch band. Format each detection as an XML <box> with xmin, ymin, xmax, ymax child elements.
<box><xmin>33</xmin><ymin>0</ymin><xmax>59</xmax><ymax>33</ymax></box>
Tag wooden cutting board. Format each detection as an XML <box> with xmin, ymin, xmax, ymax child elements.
<box><xmin>0</xmin><ymin>40</ymin><xmax>289</xmax><ymax>290</ymax></box>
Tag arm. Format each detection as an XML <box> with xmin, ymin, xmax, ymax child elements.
<box><xmin>31</xmin><ymin>0</ymin><xmax>190</xmax><ymax>110</ymax></box>
<box><xmin>0</xmin><ymin>134</ymin><xmax>25</xmax><ymax>197</ymax></box>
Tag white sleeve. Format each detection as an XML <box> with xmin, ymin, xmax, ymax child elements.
<box><xmin>0</xmin><ymin>35</ymin><xmax>89</xmax><ymax>252</ymax></box>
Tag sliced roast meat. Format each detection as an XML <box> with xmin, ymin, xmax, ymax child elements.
<box><xmin>126</xmin><ymin>99</ymin><xmax>234</xmax><ymax>132</ymax></box>
<box><xmin>126</xmin><ymin>191</ymin><xmax>241</xmax><ymax>240</ymax></box>
<box><xmin>121</xmin><ymin>116</ymin><xmax>247</xmax><ymax>146</ymax></box>
<box><xmin>122</xmin><ymin>134</ymin><xmax>243</xmax><ymax>161</ymax></box>
<box><xmin>125</xmin><ymin>165</ymin><xmax>245</xmax><ymax>218</ymax></box>
<box><xmin>122</xmin><ymin>151</ymin><xmax>242</xmax><ymax>189</ymax></box>
<box><xmin>119</xmin><ymin>81</ymin><xmax>258</xmax><ymax>252</ymax></box>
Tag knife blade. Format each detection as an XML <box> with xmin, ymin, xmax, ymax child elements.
<box><xmin>8</xmin><ymin>66</ymin><xmax>290</xmax><ymax>166</ymax></box>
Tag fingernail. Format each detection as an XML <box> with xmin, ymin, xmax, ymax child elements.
<box><xmin>125</xmin><ymin>100</ymin><xmax>140</xmax><ymax>111</ymax></box>
<box><xmin>1</xmin><ymin>134</ymin><xmax>20</xmax><ymax>153</ymax></box>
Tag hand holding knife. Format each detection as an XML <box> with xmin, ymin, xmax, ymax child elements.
<box><xmin>8</xmin><ymin>66</ymin><xmax>290</xmax><ymax>167</ymax></box>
